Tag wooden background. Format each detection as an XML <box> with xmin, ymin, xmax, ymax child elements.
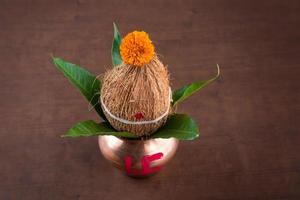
<box><xmin>1</xmin><ymin>0</ymin><xmax>299</xmax><ymax>199</ymax></box>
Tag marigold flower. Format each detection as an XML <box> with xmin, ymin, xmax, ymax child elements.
<box><xmin>120</xmin><ymin>31</ymin><xmax>155</xmax><ymax>66</ymax></box>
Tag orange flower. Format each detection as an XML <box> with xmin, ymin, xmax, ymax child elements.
<box><xmin>120</xmin><ymin>31</ymin><xmax>155</xmax><ymax>66</ymax></box>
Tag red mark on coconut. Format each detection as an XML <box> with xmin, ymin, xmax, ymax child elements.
<box><xmin>124</xmin><ymin>152</ymin><xmax>163</xmax><ymax>176</ymax></box>
<box><xmin>134</xmin><ymin>112</ymin><xmax>145</xmax><ymax>120</ymax></box>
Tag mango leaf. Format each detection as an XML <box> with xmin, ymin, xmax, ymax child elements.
<box><xmin>111</xmin><ymin>22</ymin><xmax>122</xmax><ymax>66</ymax></box>
<box><xmin>152</xmin><ymin>114</ymin><xmax>199</xmax><ymax>140</ymax></box>
<box><xmin>63</xmin><ymin>114</ymin><xmax>198</xmax><ymax>140</ymax></box>
<box><xmin>52</xmin><ymin>57</ymin><xmax>106</xmax><ymax>120</ymax></box>
<box><xmin>172</xmin><ymin>64</ymin><xmax>220</xmax><ymax>106</ymax></box>
<box><xmin>63</xmin><ymin>120</ymin><xmax>138</xmax><ymax>138</ymax></box>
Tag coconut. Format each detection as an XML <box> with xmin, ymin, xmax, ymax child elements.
<box><xmin>101</xmin><ymin>56</ymin><xmax>171</xmax><ymax>137</ymax></box>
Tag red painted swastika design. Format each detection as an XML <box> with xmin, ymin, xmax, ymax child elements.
<box><xmin>124</xmin><ymin>152</ymin><xmax>163</xmax><ymax>176</ymax></box>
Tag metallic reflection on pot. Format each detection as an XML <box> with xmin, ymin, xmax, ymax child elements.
<box><xmin>98</xmin><ymin>135</ymin><xmax>179</xmax><ymax>177</ymax></box>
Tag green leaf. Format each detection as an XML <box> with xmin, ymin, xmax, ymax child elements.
<box><xmin>152</xmin><ymin>114</ymin><xmax>199</xmax><ymax>140</ymax></box>
<box><xmin>172</xmin><ymin>64</ymin><xmax>220</xmax><ymax>106</ymax></box>
<box><xmin>52</xmin><ymin>57</ymin><xmax>106</xmax><ymax>120</ymax></box>
<box><xmin>63</xmin><ymin>120</ymin><xmax>137</xmax><ymax>138</ymax></box>
<box><xmin>64</xmin><ymin>114</ymin><xmax>198</xmax><ymax>140</ymax></box>
<box><xmin>111</xmin><ymin>22</ymin><xmax>122</xmax><ymax>66</ymax></box>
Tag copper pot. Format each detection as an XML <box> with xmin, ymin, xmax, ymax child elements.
<box><xmin>98</xmin><ymin>135</ymin><xmax>179</xmax><ymax>177</ymax></box>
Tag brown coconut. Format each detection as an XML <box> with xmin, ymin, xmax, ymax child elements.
<box><xmin>100</xmin><ymin>56</ymin><xmax>171</xmax><ymax>137</ymax></box>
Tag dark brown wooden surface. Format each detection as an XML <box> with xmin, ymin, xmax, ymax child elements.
<box><xmin>1</xmin><ymin>0</ymin><xmax>300</xmax><ymax>199</ymax></box>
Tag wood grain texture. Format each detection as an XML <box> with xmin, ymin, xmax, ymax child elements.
<box><xmin>0</xmin><ymin>0</ymin><xmax>299</xmax><ymax>199</ymax></box>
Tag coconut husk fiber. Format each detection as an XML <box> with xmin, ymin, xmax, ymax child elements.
<box><xmin>100</xmin><ymin>56</ymin><xmax>171</xmax><ymax>137</ymax></box>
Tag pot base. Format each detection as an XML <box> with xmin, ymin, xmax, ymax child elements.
<box><xmin>98</xmin><ymin>135</ymin><xmax>179</xmax><ymax>177</ymax></box>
